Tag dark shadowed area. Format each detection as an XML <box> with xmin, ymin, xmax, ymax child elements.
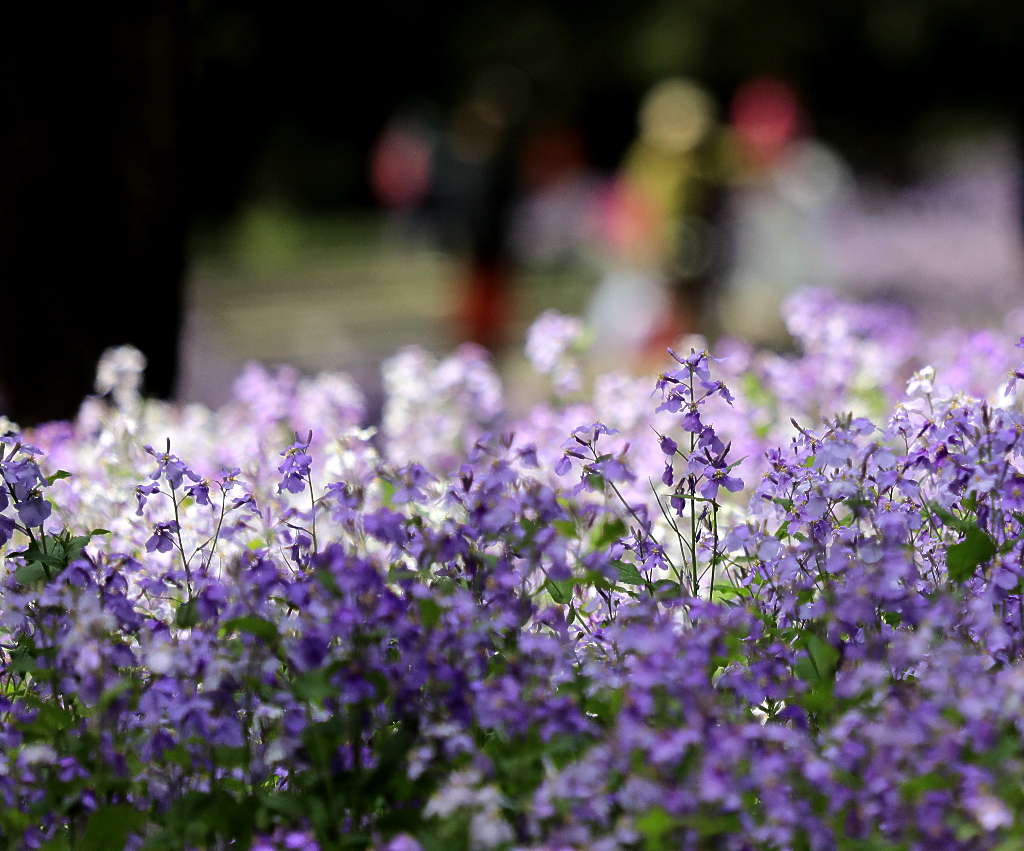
<box><xmin>3</xmin><ymin>1</ymin><xmax>1023</xmax><ymax>423</ymax></box>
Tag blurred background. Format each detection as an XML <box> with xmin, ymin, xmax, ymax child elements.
<box><xmin>3</xmin><ymin>0</ymin><xmax>1023</xmax><ymax>423</ymax></box>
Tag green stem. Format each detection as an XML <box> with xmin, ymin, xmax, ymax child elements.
<box><xmin>307</xmin><ymin>474</ymin><xmax>318</xmax><ymax>556</ymax></box>
<box><xmin>170</xmin><ymin>483</ymin><xmax>192</xmax><ymax>597</ymax></box>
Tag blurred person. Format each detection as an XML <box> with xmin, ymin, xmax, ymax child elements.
<box><xmin>421</xmin><ymin>69</ymin><xmax>530</xmax><ymax>351</ymax></box>
<box><xmin>714</xmin><ymin>77</ymin><xmax>852</xmax><ymax>344</ymax></box>
<box><xmin>507</xmin><ymin>124</ymin><xmax>598</xmax><ymax>268</ymax></box>
<box><xmin>370</xmin><ymin>111</ymin><xmax>436</xmax><ymax>242</ymax></box>
<box><xmin>588</xmin><ymin>78</ymin><xmax>730</xmax><ymax>365</ymax></box>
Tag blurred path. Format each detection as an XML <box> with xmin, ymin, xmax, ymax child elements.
<box><xmin>179</xmin><ymin>139</ymin><xmax>1024</xmax><ymax>409</ymax></box>
<box><xmin>177</xmin><ymin>211</ymin><xmax>591</xmax><ymax>407</ymax></box>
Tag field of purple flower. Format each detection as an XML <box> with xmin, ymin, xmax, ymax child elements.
<box><xmin>3</xmin><ymin>289</ymin><xmax>1024</xmax><ymax>849</ymax></box>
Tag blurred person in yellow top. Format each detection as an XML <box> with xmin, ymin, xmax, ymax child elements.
<box><xmin>589</xmin><ymin>78</ymin><xmax>734</xmax><ymax>366</ymax></box>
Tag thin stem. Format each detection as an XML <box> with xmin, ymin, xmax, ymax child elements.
<box><xmin>202</xmin><ymin>487</ymin><xmax>229</xmax><ymax>572</ymax></box>
<box><xmin>688</xmin><ymin>370</ymin><xmax>698</xmax><ymax>596</ymax></box>
<box><xmin>710</xmin><ymin>500</ymin><xmax>719</xmax><ymax>600</ymax></box>
<box><xmin>307</xmin><ymin>474</ymin><xmax>318</xmax><ymax>555</ymax></box>
<box><xmin>170</xmin><ymin>482</ymin><xmax>192</xmax><ymax>597</ymax></box>
<box><xmin>649</xmin><ymin>479</ymin><xmax>689</xmax><ymax>589</ymax></box>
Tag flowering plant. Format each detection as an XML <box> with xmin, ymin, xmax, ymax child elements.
<box><xmin>3</xmin><ymin>291</ymin><xmax>1024</xmax><ymax>849</ymax></box>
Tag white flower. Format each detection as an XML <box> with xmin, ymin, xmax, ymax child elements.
<box><xmin>19</xmin><ymin>743</ymin><xmax>57</xmax><ymax>766</ymax></box>
<box><xmin>424</xmin><ymin>768</ymin><xmax>482</xmax><ymax>818</ymax></box>
<box><xmin>146</xmin><ymin>644</ymin><xmax>176</xmax><ymax>675</ymax></box>
<box><xmin>906</xmin><ymin>365</ymin><xmax>935</xmax><ymax>397</ymax></box>
<box><xmin>968</xmin><ymin>792</ymin><xmax>1013</xmax><ymax>831</ymax></box>
<box><xmin>95</xmin><ymin>345</ymin><xmax>147</xmax><ymax>407</ymax></box>
<box><xmin>469</xmin><ymin>807</ymin><xmax>514</xmax><ymax>848</ymax></box>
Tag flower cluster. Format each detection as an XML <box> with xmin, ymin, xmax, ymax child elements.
<box><xmin>3</xmin><ymin>290</ymin><xmax>1024</xmax><ymax>849</ymax></box>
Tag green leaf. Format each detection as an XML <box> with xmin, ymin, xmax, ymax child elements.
<box><xmin>636</xmin><ymin>806</ymin><xmax>675</xmax><ymax>847</ymax></box>
<box><xmin>417</xmin><ymin>597</ymin><xmax>443</xmax><ymax>629</ymax></box>
<box><xmin>90</xmin><ymin>528</ymin><xmax>112</xmax><ymax>536</ymax></box>
<box><xmin>947</xmin><ymin>525</ymin><xmax>996</xmax><ymax>583</ymax></box>
<box><xmin>653</xmin><ymin>579</ymin><xmax>683</xmax><ymax>601</ymax></box>
<box><xmin>591</xmin><ymin>517</ymin><xmax>627</xmax><ymax>550</ymax></box>
<box><xmin>805</xmin><ymin>634</ymin><xmax>840</xmax><ymax>678</ymax></box>
<box><xmin>66</xmin><ymin>535</ymin><xmax>91</xmax><ymax>561</ymax></box>
<box><xmin>175</xmin><ymin>599</ymin><xmax>199</xmax><ymax>628</ymax></box>
<box><xmin>579</xmin><ymin>569</ymin><xmax>615</xmax><ymax>591</ymax></box>
<box><xmin>552</xmin><ymin>519</ymin><xmax>576</xmax><ymax>538</ymax></box>
<box><xmin>880</xmin><ymin>610</ymin><xmax>902</xmax><ymax>627</ymax></box>
<box><xmin>293</xmin><ymin>668</ymin><xmax>334</xmax><ymax>706</ymax></box>
<box><xmin>212</xmin><ymin>745</ymin><xmax>248</xmax><ymax>768</ymax></box>
<box><xmin>545</xmin><ymin>578</ymin><xmax>574</xmax><ymax>604</ymax></box>
<box><xmin>45</xmin><ymin>470</ymin><xmax>72</xmax><ymax>485</ymax></box>
<box><xmin>220</xmin><ymin>615</ymin><xmax>278</xmax><ymax>643</ymax></box>
<box><xmin>80</xmin><ymin>805</ymin><xmax>147</xmax><ymax>850</ymax></box>
<box><xmin>712</xmin><ymin>583</ymin><xmax>751</xmax><ymax>603</ymax></box>
<box><xmin>387</xmin><ymin>565</ymin><xmax>418</xmax><ymax>582</ymax></box>
<box><xmin>97</xmin><ymin>679</ymin><xmax>134</xmax><ymax>712</ymax></box>
<box><xmin>583</xmin><ymin>686</ymin><xmax>624</xmax><ymax>723</ymax></box>
<box><xmin>14</xmin><ymin>562</ymin><xmax>48</xmax><ymax>586</ymax></box>
<box><xmin>17</xmin><ymin>540</ymin><xmax>65</xmax><ymax>569</ymax></box>
<box><xmin>928</xmin><ymin>501</ymin><xmax>971</xmax><ymax>533</ymax></box>
<box><xmin>678</xmin><ymin>811</ymin><xmax>743</xmax><ymax>839</ymax></box>
<box><xmin>314</xmin><ymin>566</ymin><xmax>340</xmax><ymax>595</ymax></box>
<box><xmin>793</xmin><ymin>633</ymin><xmax>841</xmax><ymax>717</ymax></box>
<box><xmin>901</xmin><ymin>771</ymin><xmax>953</xmax><ymax>801</ymax></box>
<box><xmin>24</xmin><ymin>702</ymin><xmax>76</xmax><ymax>737</ymax></box>
<box><xmin>611</xmin><ymin>560</ymin><xmax>646</xmax><ymax>587</ymax></box>
<box><xmin>377</xmin><ymin>477</ymin><xmax>396</xmax><ymax>507</ymax></box>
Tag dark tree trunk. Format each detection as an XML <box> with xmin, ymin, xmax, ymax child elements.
<box><xmin>1</xmin><ymin>3</ymin><xmax>189</xmax><ymax>425</ymax></box>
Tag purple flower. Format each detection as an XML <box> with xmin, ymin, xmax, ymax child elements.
<box><xmin>145</xmin><ymin>521</ymin><xmax>179</xmax><ymax>553</ymax></box>
<box><xmin>16</xmin><ymin>494</ymin><xmax>51</xmax><ymax>527</ymax></box>
<box><xmin>699</xmin><ymin>466</ymin><xmax>744</xmax><ymax>500</ymax></box>
<box><xmin>135</xmin><ymin>482</ymin><xmax>160</xmax><ymax>516</ymax></box>
<box><xmin>659</xmin><ymin>436</ymin><xmax>678</xmax><ymax>456</ymax></box>
<box><xmin>518</xmin><ymin>444</ymin><xmax>539</xmax><ymax>468</ymax></box>
<box><xmin>1003</xmin><ymin>475</ymin><xmax>1024</xmax><ymax>510</ymax></box>
<box><xmin>590</xmin><ymin>456</ymin><xmax>632</xmax><ymax>482</ymax></box>
<box><xmin>682</xmin><ymin>409</ymin><xmax>702</xmax><ymax>433</ymax></box>
<box><xmin>362</xmin><ymin>508</ymin><xmax>407</xmax><ymax>544</ymax></box>
<box><xmin>701</xmin><ymin>378</ymin><xmax>735</xmax><ymax>405</ymax></box>
<box><xmin>668</xmin><ymin>346</ymin><xmax>712</xmax><ymax>381</ymax></box>
<box><xmin>57</xmin><ymin>756</ymin><xmax>86</xmax><ymax>783</ymax></box>
<box><xmin>284</xmin><ymin>831</ymin><xmax>319</xmax><ymax>850</ymax></box>
<box><xmin>324</xmin><ymin>481</ymin><xmax>358</xmax><ymax>509</ymax></box>
<box><xmin>229</xmin><ymin>494</ymin><xmax>259</xmax><ymax>519</ymax></box>
<box><xmin>383</xmin><ymin>834</ymin><xmax>422</xmax><ymax>851</ymax></box>
<box><xmin>2</xmin><ymin>458</ymin><xmax>42</xmax><ymax>501</ymax></box>
<box><xmin>278</xmin><ymin>434</ymin><xmax>313</xmax><ymax>494</ymax></box>
<box><xmin>144</xmin><ymin>444</ymin><xmax>198</xmax><ymax>489</ymax></box>
<box><xmin>0</xmin><ymin>515</ymin><xmax>15</xmax><ymax>545</ymax></box>
<box><xmin>393</xmin><ymin>463</ymin><xmax>435</xmax><ymax>503</ymax></box>
<box><xmin>185</xmin><ymin>479</ymin><xmax>212</xmax><ymax>506</ymax></box>
<box><xmin>655</xmin><ymin>394</ymin><xmax>682</xmax><ymax>414</ymax></box>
